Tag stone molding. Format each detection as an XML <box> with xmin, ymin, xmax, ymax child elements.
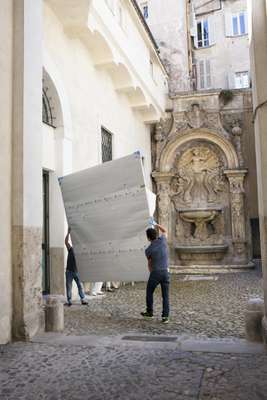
<box><xmin>159</xmin><ymin>129</ymin><xmax>239</xmax><ymax>172</ymax></box>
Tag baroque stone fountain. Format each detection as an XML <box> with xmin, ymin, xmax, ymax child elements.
<box><xmin>152</xmin><ymin>101</ymin><xmax>250</xmax><ymax>271</ymax></box>
<box><xmin>171</xmin><ymin>145</ymin><xmax>228</xmax><ymax>265</ymax></box>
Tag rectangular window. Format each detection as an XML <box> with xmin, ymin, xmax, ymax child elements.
<box><xmin>141</xmin><ymin>3</ymin><xmax>148</xmax><ymax>19</ymax></box>
<box><xmin>198</xmin><ymin>60</ymin><xmax>212</xmax><ymax>89</ymax></box>
<box><xmin>234</xmin><ymin>71</ymin><xmax>249</xmax><ymax>89</ymax></box>
<box><xmin>231</xmin><ymin>12</ymin><xmax>247</xmax><ymax>36</ymax></box>
<box><xmin>101</xmin><ymin>127</ymin><xmax>113</xmax><ymax>163</ymax></box>
<box><xmin>197</xmin><ymin>19</ymin><xmax>209</xmax><ymax>48</ymax></box>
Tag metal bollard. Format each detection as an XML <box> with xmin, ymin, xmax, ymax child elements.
<box><xmin>45</xmin><ymin>298</ymin><xmax>64</xmax><ymax>332</ymax></box>
<box><xmin>245</xmin><ymin>297</ymin><xmax>264</xmax><ymax>342</ymax></box>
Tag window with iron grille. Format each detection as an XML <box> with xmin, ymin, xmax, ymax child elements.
<box><xmin>101</xmin><ymin>127</ymin><xmax>113</xmax><ymax>163</ymax></box>
<box><xmin>42</xmin><ymin>88</ymin><xmax>55</xmax><ymax>127</ymax></box>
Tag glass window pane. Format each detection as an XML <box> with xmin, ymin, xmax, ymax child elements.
<box><xmin>239</xmin><ymin>13</ymin><xmax>245</xmax><ymax>34</ymax></box>
<box><xmin>143</xmin><ymin>5</ymin><xmax>148</xmax><ymax>19</ymax></box>
<box><xmin>197</xmin><ymin>22</ymin><xmax>203</xmax><ymax>47</ymax></box>
<box><xmin>232</xmin><ymin>16</ymin><xmax>238</xmax><ymax>35</ymax></box>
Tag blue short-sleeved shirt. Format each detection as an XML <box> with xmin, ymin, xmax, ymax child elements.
<box><xmin>145</xmin><ymin>235</ymin><xmax>169</xmax><ymax>272</ymax></box>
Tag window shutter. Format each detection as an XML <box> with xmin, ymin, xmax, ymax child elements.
<box><xmin>208</xmin><ymin>16</ymin><xmax>215</xmax><ymax>45</ymax></box>
<box><xmin>206</xmin><ymin>60</ymin><xmax>212</xmax><ymax>88</ymax></box>
<box><xmin>244</xmin><ymin>11</ymin><xmax>248</xmax><ymax>34</ymax></box>
<box><xmin>199</xmin><ymin>61</ymin><xmax>205</xmax><ymax>89</ymax></box>
<box><xmin>224</xmin><ymin>12</ymin><xmax>233</xmax><ymax>37</ymax></box>
<box><xmin>227</xmin><ymin>72</ymin><xmax>235</xmax><ymax>89</ymax></box>
<box><xmin>194</xmin><ymin>32</ymin><xmax>199</xmax><ymax>48</ymax></box>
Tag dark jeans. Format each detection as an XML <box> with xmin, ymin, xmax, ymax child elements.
<box><xmin>65</xmin><ymin>270</ymin><xmax>85</xmax><ymax>303</ymax></box>
<box><xmin>146</xmin><ymin>270</ymin><xmax>170</xmax><ymax>318</ymax></box>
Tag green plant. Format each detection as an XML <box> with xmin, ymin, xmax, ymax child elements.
<box><xmin>219</xmin><ymin>89</ymin><xmax>234</xmax><ymax>105</ymax></box>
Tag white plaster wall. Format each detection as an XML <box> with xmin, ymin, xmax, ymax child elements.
<box><xmin>43</xmin><ymin>4</ymin><xmax>153</xmax><ymax>186</ymax></box>
<box><xmin>0</xmin><ymin>0</ymin><xmax>12</xmax><ymax>344</ymax></box>
<box><xmin>193</xmin><ymin>0</ymin><xmax>250</xmax><ymax>90</ymax></box>
<box><xmin>42</xmin><ymin>124</ymin><xmax>56</xmax><ymax>171</ymax></box>
<box><xmin>42</xmin><ymin>4</ymin><xmax>158</xmax><ymax>296</ymax></box>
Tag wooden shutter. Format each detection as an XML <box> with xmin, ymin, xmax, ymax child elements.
<box><xmin>224</xmin><ymin>12</ymin><xmax>233</xmax><ymax>37</ymax></box>
<box><xmin>199</xmin><ymin>60</ymin><xmax>205</xmax><ymax>89</ymax></box>
<box><xmin>244</xmin><ymin>11</ymin><xmax>248</xmax><ymax>34</ymax></box>
<box><xmin>208</xmin><ymin>16</ymin><xmax>216</xmax><ymax>45</ymax></box>
<box><xmin>206</xmin><ymin>60</ymin><xmax>212</xmax><ymax>88</ymax></box>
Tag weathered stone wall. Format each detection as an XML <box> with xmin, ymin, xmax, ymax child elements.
<box><xmin>0</xmin><ymin>0</ymin><xmax>13</xmax><ymax>344</ymax></box>
<box><xmin>136</xmin><ymin>0</ymin><xmax>190</xmax><ymax>94</ymax></box>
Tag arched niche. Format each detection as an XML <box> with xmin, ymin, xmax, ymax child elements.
<box><xmin>159</xmin><ymin>129</ymin><xmax>239</xmax><ymax>172</ymax></box>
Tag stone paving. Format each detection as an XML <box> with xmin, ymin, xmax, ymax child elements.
<box><xmin>65</xmin><ymin>270</ymin><xmax>263</xmax><ymax>338</ymax></box>
<box><xmin>1</xmin><ymin>338</ymin><xmax>267</xmax><ymax>400</ymax></box>
<box><xmin>0</xmin><ymin>269</ymin><xmax>266</xmax><ymax>400</ymax></box>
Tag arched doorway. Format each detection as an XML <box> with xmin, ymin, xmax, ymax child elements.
<box><xmin>42</xmin><ymin>64</ymin><xmax>73</xmax><ymax>295</ymax></box>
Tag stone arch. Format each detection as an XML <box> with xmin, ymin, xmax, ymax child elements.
<box><xmin>43</xmin><ymin>50</ymin><xmax>73</xmax><ymax>141</ymax></box>
<box><xmin>159</xmin><ymin>129</ymin><xmax>239</xmax><ymax>172</ymax></box>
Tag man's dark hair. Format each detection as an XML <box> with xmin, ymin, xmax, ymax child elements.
<box><xmin>146</xmin><ymin>228</ymin><xmax>157</xmax><ymax>241</ymax></box>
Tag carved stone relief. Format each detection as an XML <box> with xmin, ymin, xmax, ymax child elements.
<box><xmin>172</xmin><ymin>145</ymin><xmax>226</xmax><ymax>207</ymax></box>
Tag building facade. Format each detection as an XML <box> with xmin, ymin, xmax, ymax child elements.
<box><xmin>0</xmin><ymin>0</ymin><xmax>167</xmax><ymax>344</ymax></box>
<box><xmin>137</xmin><ymin>0</ymin><xmax>259</xmax><ymax>270</ymax></box>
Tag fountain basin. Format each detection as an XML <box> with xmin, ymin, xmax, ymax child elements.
<box><xmin>175</xmin><ymin>244</ymin><xmax>228</xmax><ymax>265</ymax></box>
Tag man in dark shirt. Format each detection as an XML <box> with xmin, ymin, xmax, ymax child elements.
<box><xmin>65</xmin><ymin>227</ymin><xmax>88</xmax><ymax>306</ymax></box>
<box><xmin>141</xmin><ymin>221</ymin><xmax>170</xmax><ymax>323</ymax></box>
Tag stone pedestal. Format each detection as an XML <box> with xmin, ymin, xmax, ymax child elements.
<box><xmin>45</xmin><ymin>299</ymin><xmax>64</xmax><ymax>332</ymax></box>
<box><xmin>245</xmin><ymin>298</ymin><xmax>264</xmax><ymax>342</ymax></box>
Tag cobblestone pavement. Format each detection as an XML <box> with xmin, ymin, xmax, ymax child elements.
<box><xmin>1</xmin><ymin>339</ymin><xmax>267</xmax><ymax>400</ymax></box>
<box><xmin>65</xmin><ymin>270</ymin><xmax>263</xmax><ymax>338</ymax></box>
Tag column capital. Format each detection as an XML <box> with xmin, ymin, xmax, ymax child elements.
<box><xmin>224</xmin><ymin>169</ymin><xmax>248</xmax><ymax>193</ymax></box>
<box><xmin>152</xmin><ymin>171</ymin><xmax>174</xmax><ymax>184</ymax></box>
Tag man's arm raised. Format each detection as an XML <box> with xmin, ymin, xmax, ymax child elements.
<box><xmin>154</xmin><ymin>222</ymin><xmax>167</xmax><ymax>238</ymax></box>
<box><xmin>65</xmin><ymin>227</ymin><xmax>71</xmax><ymax>250</ymax></box>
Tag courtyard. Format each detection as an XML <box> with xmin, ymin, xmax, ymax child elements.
<box><xmin>65</xmin><ymin>269</ymin><xmax>263</xmax><ymax>339</ymax></box>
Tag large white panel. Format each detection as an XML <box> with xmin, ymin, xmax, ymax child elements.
<box><xmin>59</xmin><ymin>153</ymin><xmax>156</xmax><ymax>281</ymax></box>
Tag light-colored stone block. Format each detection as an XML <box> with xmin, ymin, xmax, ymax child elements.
<box><xmin>245</xmin><ymin>298</ymin><xmax>264</xmax><ymax>342</ymax></box>
<box><xmin>45</xmin><ymin>298</ymin><xmax>64</xmax><ymax>332</ymax></box>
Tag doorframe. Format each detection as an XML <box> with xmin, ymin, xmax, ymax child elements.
<box><xmin>42</xmin><ymin>169</ymin><xmax>50</xmax><ymax>294</ymax></box>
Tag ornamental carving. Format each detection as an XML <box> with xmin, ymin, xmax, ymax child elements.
<box><xmin>172</xmin><ymin>145</ymin><xmax>225</xmax><ymax>205</ymax></box>
<box><xmin>185</xmin><ymin>103</ymin><xmax>206</xmax><ymax>129</ymax></box>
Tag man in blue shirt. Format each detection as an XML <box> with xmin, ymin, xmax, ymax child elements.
<box><xmin>141</xmin><ymin>222</ymin><xmax>170</xmax><ymax>323</ymax></box>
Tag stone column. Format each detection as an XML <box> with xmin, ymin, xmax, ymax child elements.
<box><xmin>0</xmin><ymin>0</ymin><xmax>13</xmax><ymax>344</ymax></box>
<box><xmin>225</xmin><ymin>170</ymin><xmax>248</xmax><ymax>263</ymax></box>
<box><xmin>12</xmin><ymin>0</ymin><xmax>43</xmax><ymax>339</ymax></box>
<box><xmin>250</xmin><ymin>0</ymin><xmax>267</xmax><ymax>343</ymax></box>
<box><xmin>152</xmin><ymin>172</ymin><xmax>173</xmax><ymax>238</ymax></box>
